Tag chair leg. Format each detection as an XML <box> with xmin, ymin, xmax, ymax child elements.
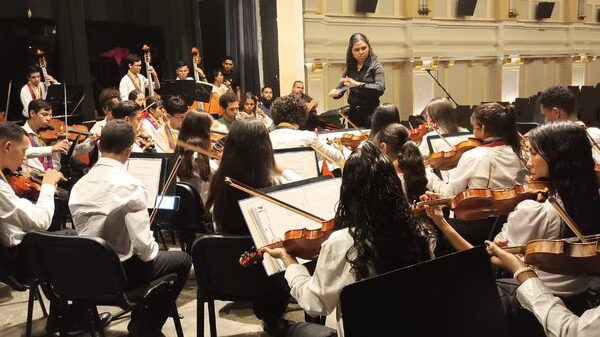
<box><xmin>208</xmin><ymin>300</ymin><xmax>217</xmax><ymax>337</ymax></box>
<box><xmin>25</xmin><ymin>289</ymin><xmax>34</xmax><ymax>337</ymax></box>
<box><xmin>172</xmin><ymin>303</ymin><xmax>184</xmax><ymax>337</ymax></box>
<box><xmin>91</xmin><ymin>306</ymin><xmax>105</xmax><ymax>337</ymax></box>
<box><xmin>34</xmin><ymin>286</ymin><xmax>48</xmax><ymax>317</ymax></box>
<box><xmin>197</xmin><ymin>296</ymin><xmax>205</xmax><ymax>337</ymax></box>
<box><xmin>157</xmin><ymin>228</ymin><xmax>169</xmax><ymax>250</ymax></box>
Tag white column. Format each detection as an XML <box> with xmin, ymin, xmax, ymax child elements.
<box><xmin>276</xmin><ymin>0</ymin><xmax>306</xmax><ymax>93</ymax></box>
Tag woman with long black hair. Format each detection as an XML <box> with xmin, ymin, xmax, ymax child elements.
<box><xmin>426</xmin><ymin>121</ymin><xmax>600</xmax><ymax>337</ymax></box>
<box><xmin>263</xmin><ymin>141</ymin><xmax>432</xmax><ymax>337</ymax></box>
<box><xmin>329</xmin><ymin>33</ymin><xmax>385</xmax><ymax>128</ymax></box>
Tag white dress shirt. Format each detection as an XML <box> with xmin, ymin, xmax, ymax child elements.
<box><xmin>152</xmin><ymin>122</ymin><xmax>179</xmax><ymax>153</ymax></box>
<box><xmin>517</xmin><ymin>277</ymin><xmax>600</xmax><ymax>337</ymax></box>
<box><xmin>0</xmin><ymin>175</ymin><xmax>55</xmax><ymax>247</ymax></box>
<box><xmin>119</xmin><ymin>72</ymin><xmax>149</xmax><ymax>101</ymax></box>
<box><xmin>22</xmin><ymin>121</ymin><xmax>95</xmax><ymax>175</ymax></box>
<box><xmin>20</xmin><ymin>80</ymin><xmax>60</xmax><ymax>118</ymax></box>
<box><xmin>429</xmin><ymin>144</ymin><xmax>528</xmax><ymax>197</ymax></box>
<box><xmin>269</xmin><ymin>128</ymin><xmax>345</xmax><ymax>164</ymax></box>
<box><xmin>69</xmin><ymin>157</ymin><xmax>159</xmax><ymax>262</ymax></box>
<box><xmin>495</xmin><ymin>198</ymin><xmax>592</xmax><ymax>296</ymax></box>
<box><xmin>284</xmin><ymin>227</ymin><xmax>356</xmax><ymax>337</ymax></box>
<box><xmin>89</xmin><ymin>118</ymin><xmax>107</xmax><ymax>136</ymax></box>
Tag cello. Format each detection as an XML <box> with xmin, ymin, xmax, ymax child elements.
<box><xmin>223</xmin><ymin>177</ymin><xmax>335</xmax><ymax>266</ymax></box>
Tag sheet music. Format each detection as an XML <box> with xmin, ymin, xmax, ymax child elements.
<box><xmin>126</xmin><ymin>157</ymin><xmax>162</xmax><ymax>208</ymax></box>
<box><xmin>427</xmin><ymin>133</ymin><xmax>473</xmax><ymax>153</ymax></box>
<box><xmin>238</xmin><ymin>178</ymin><xmax>342</xmax><ymax>275</ymax></box>
<box><xmin>274</xmin><ymin>148</ymin><xmax>319</xmax><ymax>179</ymax></box>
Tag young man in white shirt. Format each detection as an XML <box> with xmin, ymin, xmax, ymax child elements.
<box><xmin>152</xmin><ymin>96</ymin><xmax>187</xmax><ymax>152</ymax></box>
<box><xmin>119</xmin><ymin>54</ymin><xmax>160</xmax><ymax>101</ymax></box>
<box><xmin>69</xmin><ymin>120</ymin><xmax>192</xmax><ymax>337</ymax></box>
<box><xmin>20</xmin><ymin>65</ymin><xmax>59</xmax><ymax>118</ymax></box>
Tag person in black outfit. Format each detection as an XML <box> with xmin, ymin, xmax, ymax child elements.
<box><xmin>329</xmin><ymin>33</ymin><xmax>385</xmax><ymax>128</ymax></box>
<box><xmin>220</xmin><ymin>55</ymin><xmax>240</xmax><ymax>100</ymax></box>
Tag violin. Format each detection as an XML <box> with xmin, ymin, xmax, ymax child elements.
<box><xmin>426</xmin><ymin>138</ymin><xmax>483</xmax><ymax>171</ymax></box>
<box><xmin>136</xmin><ymin>131</ymin><xmax>156</xmax><ymax>152</ymax></box>
<box><xmin>416</xmin><ymin>181</ymin><xmax>549</xmax><ymax>221</ymax></box>
<box><xmin>409</xmin><ymin>123</ymin><xmax>431</xmax><ymax>143</ymax></box>
<box><xmin>223</xmin><ymin>177</ymin><xmax>335</xmax><ymax>266</ymax></box>
<box><xmin>39</xmin><ymin>119</ymin><xmax>91</xmax><ymax>142</ymax></box>
<box><xmin>4</xmin><ymin>169</ymin><xmax>42</xmax><ymax>201</ymax></box>
<box><xmin>210</xmin><ymin>131</ymin><xmax>226</xmax><ymax>160</ymax></box>
<box><xmin>504</xmin><ymin>234</ymin><xmax>600</xmax><ymax>276</ymax></box>
<box><xmin>502</xmin><ymin>196</ymin><xmax>600</xmax><ymax>276</ymax></box>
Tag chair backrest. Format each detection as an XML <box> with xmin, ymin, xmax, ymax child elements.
<box><xmin>172</xmin><ymin>182</ymin><xmax>208</xmax><ymax>232</ymax></box>
<box><xmin>191</xmin><ymin>234</ymin><xmax>267</xmax><ymax>301</ymax></box>
<box><xmin>340</xmin><ymin>246</ymin><xmax>509</xmax><ymax>337</ymax></box>
<box><xmin>23</xmin><ymin>231</ymin><xmax>127</xmax><ymax>302</ymax></box>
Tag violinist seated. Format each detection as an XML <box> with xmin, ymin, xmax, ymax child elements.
<box><xmin>140</xmin><ymin>97</ymin><xmax>167</xmax><ymax>137</ymax></box>
<box><xmin>111</xmin><ymin>101</ymin><xmax>153</xmax><ymax>153</ymax></box>
<box><xmin>206</xmin><ymin>119</ymin><xmax>303</xmax><ymax>336</ymax></box>
<box><xmin>538</xmin><ymin>86</ymin><xmax>600</xmax><ymax>164</ymax></box>
<box><xmin>487</xmin><ymin>242</ymin><xmax>600</xmax><ymax>337</ymax></box>
<box><xmin>268</xmin><ymin>95</ymin><xmax>345</xmax><ymax>165</ymax></box>
<box><xmin>417</xmin><ymin>97</ymin><xmax>469</xmax><ymax>157</ymax></box>
<box><xmin>261</xmin><ymin>142</ymin><xmax>433</xmax><ymax>337</ymax></box>
<box><xmin>424</xmin><ymin>122</ymin><xmax>600</xmax><ymax>337</ymax></box>
<box><xmin>151</xmin><ymin>96</ymin><xmax>188</xmax><ymax>153</ymax></box>
<box><xmin>239</xmin><ymin>92</ymin><xmax>274</xmax><ymax>131</ymax></box>
<box><xmin>22</xmin><ymin>99</ymin><xmax>97</xmax><ymax>179</ymax></box>
<box><xmin>20</xmin><ymin>65</ymin><xmax>59</xmax><ymax>119</ymax></box>
<box><xmin>90</xmin><ymin>88</ymin><xmax>121</xmax><ymax>136</ymax></box>
<box><xmin>212</xmin><ymin>92</ymin><xmax>239</xmax><ymax>134</ymax></box>
<box><xmin>68</xmin><ymin>120</ymin><xmax>191</xmax><ymax>337</ymax></box>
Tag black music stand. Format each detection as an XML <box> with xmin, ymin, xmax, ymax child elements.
<box><xmin>160</xmin><ymin>79</ymin><xmax>212</xmax><ymax>105</ymax></box>
<box><xmin>45</xmin><ymin>84</ymin><xmax>84</xmax><ymax>122</ymax></box>
<box><xmin>340</xmin><ymin>246</ymin><xmax>509</xmax><ymax>337</ymax></box>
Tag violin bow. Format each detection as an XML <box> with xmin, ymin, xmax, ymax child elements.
<box><xmin>176</xmin><ymin>139</ymin><xmax>222</xmax><ymax>160</ymax></box>
<box><xmin>140</xmin><ymin>100</ymin><xmax>157</xmax><ymax>113</ymax></box>
<box><xmin>586</xmin><ymin>130</ymin><xmax>600</xmax><ymax>156</ymax></box>
<box><xmin>431</xmin><ymin>126</ymin><xmax>454</xmax><ymax>150</ymax></box>
<box><xmin>309</xmin><ymin>144</ymin><xmax>345</xmax><ymax>169</ymax></box>
<box><xmin>547</xmin><ymin>195</ymin><xmax>588</xmax><ymax>243</ymax></box>
<box><xmin>225</xmin><ymin>177</ymin><xmax>327</xmax><ymax>223</ymax></box>
<box><xmin>148</xmin><ymin>155</ymin><xmax>183</xmax><ymax>225</ymax></box>
<box><xmin>5</xmin><ymin>80</ymin><xmax>11</xmax><ymax>120</ymax></box>
<box><xmin>338</xmin><ymin>109</ymin><xmax>365</xmax><ymax>135</ymax></box>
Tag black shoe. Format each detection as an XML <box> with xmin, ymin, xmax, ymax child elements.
<box><xmin>47</xmin><ymin>311</ymin><xmax>112</xmax><ymax>335</ymax></box>
<box><xmin>264</xmin><ymin>318</ymin><xmax>292</xmax><ymax>337</ymax></box>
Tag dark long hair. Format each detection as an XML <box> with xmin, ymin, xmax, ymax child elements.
<box><xmin>370</xmin><ymin>104</ymin><xmax>400</xmax><ymax>139</ymax></box>
<box><xmin>345</xmin><ymin>33</ymin><xmax>377</xmax><ymax>70</ymax></box>
<box><xmin>470</xmin><ymin>103</ymin><xmax>521</xmax><ymax>156</ymax></box>
<box><xmin>528</xmin><ymin>121</ymin><xmax>600</xmax><ymax>237</ymax></box>
<box><xmin>336</xmin><ymin>141</ymin><xmax>429</xmax><ymax>281</ymax></box>
<box><xmin>175</xmin><ymin>111</ymin><xmax>213</xmax><ymax>182</ymax></box>
<box><xmin>373</xmin><ymin>124</ymin><xmax>428</xmax><ymax>203</ymax></box>
<box><xmin>206</xmin><ymin>119</ymin><xmax>280</xmax><ymax>234</ymax></box>
<box><xmin>425</xmin><ymin>97</ymin><xmax>459</xmax><ymax>134</ymax></box>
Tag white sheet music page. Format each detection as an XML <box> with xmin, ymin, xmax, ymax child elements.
<box><xmin>274</xmin><ymin>148</ymin><xmax>319</xmax><ymax>179</ymax></box>
<box><xmin>126</xmin><ymin>157</ymin><xmax>162</xmax><ymax>208</ymax></box>
<box><xmin>238</xmin><ymin>178</ymin><xmax>342</xmax><ymax>275</ymax></box>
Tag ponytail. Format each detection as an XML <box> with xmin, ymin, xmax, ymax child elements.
<box><xmin>397</xmin><ymin>142</ymin><xmax>428</xmax><ymax>203</ymax></box>
<box><xmin>471</xmin><ymin>103</ymin><xmax>522</xmax><ymax>158</ymax></box>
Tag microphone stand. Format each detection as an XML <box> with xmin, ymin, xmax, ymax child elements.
<box><xmin>425</xmin><ymin>69</ymin><xmax>459</xmax><ymax>108</ymax></box>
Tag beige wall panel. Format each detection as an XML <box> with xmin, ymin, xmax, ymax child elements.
<box><xmin>325</xmin><ymin>0</ymin><xmax>343</xmax><ymax>15</ymax></box>
<box><xmin>411</xmin><ymin>22</ymin><xmax>498</xmax><ymax>57</ymax></box>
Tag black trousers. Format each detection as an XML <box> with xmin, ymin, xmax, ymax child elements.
<box><xmin>122</xmin><ymin>251</ymin><xmax>192</xmax><ymax>337</ymax></box>
<box><xmin>496</xmin><ymin>278</ymin><xmax>591</xmax><ymax>337</ymax></box>
<box><xmin>347</xmin><ymin>104</ymin><xmax>377</xmax><ymax>128</ymax></box>
<box><xmin>248</xmin><ymin>263</ymin><xmax>291</xmax><ymax>326</ymax></box>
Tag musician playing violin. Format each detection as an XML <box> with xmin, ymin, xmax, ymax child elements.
<box><xmin>262</xmin><ymin>142</ymin><xmax>432</xmax><ymax>337</ymax></box>
<box><xmin>424</xmin><ymin>122</ymin><xmax>600</xmax><ymax>337</ymax></box>
<box><xmin>22</xmin><ymin>99</ymin><xmax>96</xmax><ymax>177</ymax></box>
<box><xmin>487</xmin><ymin>241</ymin><xmax>600</xmax><ymax>337</ymax></box>
<box><xmin>418</xmin><ymin>97</ymin><xmax>468</xmax><ymax>157</ymax></box>
<box><xmin>140</xmin><ymin>97</ymin><xmax>166</xmax><ymax>137</ymax></box>
<box><xmin>205</xmin><ymin>119</ymin><xmax>302</xmax><ymax>336</ymax></box>
<box><xmin>538</xmin><ymin>86</ymin><xmax>600</xmax><ymax>164</ymax></box>
<box><xmin>111</xmin><ymin>101</ymin><xmax>151</xmax><ymax>153</ymax></box>
<box><xmin>152</xmin><ymin>96</ymin><xmax>187</xmax><ymax>153</ymax></box>
<box><xmin>20</xmin><ymin>65</ymin><xmax>59</xmax><ymax>118</ymax></box>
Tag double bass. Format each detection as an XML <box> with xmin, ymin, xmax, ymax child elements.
<box><xmin>142</xmin><ymin>44</ymin><xmax>159</xmax><ymax>98</ymax></box>
<box><xmin>189</xmin><ymin>47</ymin><xmax>202</xmax><ymax>111</ymax></box>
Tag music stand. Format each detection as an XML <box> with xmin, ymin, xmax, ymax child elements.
<box><xmin>45</xmin><ymin>84</ymin><xmax>84</xmax><ymax>120</ymax></box>
<box><xmin>160</xmin><ymin>79</ymin><xmax>212</xmax><ymax>105</ymax></box>
<box><xmin>340</xmin><ymin>246</ymin><xmax>509</xmax><ymax>337</ymax></box>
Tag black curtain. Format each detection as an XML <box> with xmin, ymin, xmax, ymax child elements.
<box><xmin>225</xmin><ymin>0</ymin><xmax>260</xmax><ymax>96</ymax></box>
